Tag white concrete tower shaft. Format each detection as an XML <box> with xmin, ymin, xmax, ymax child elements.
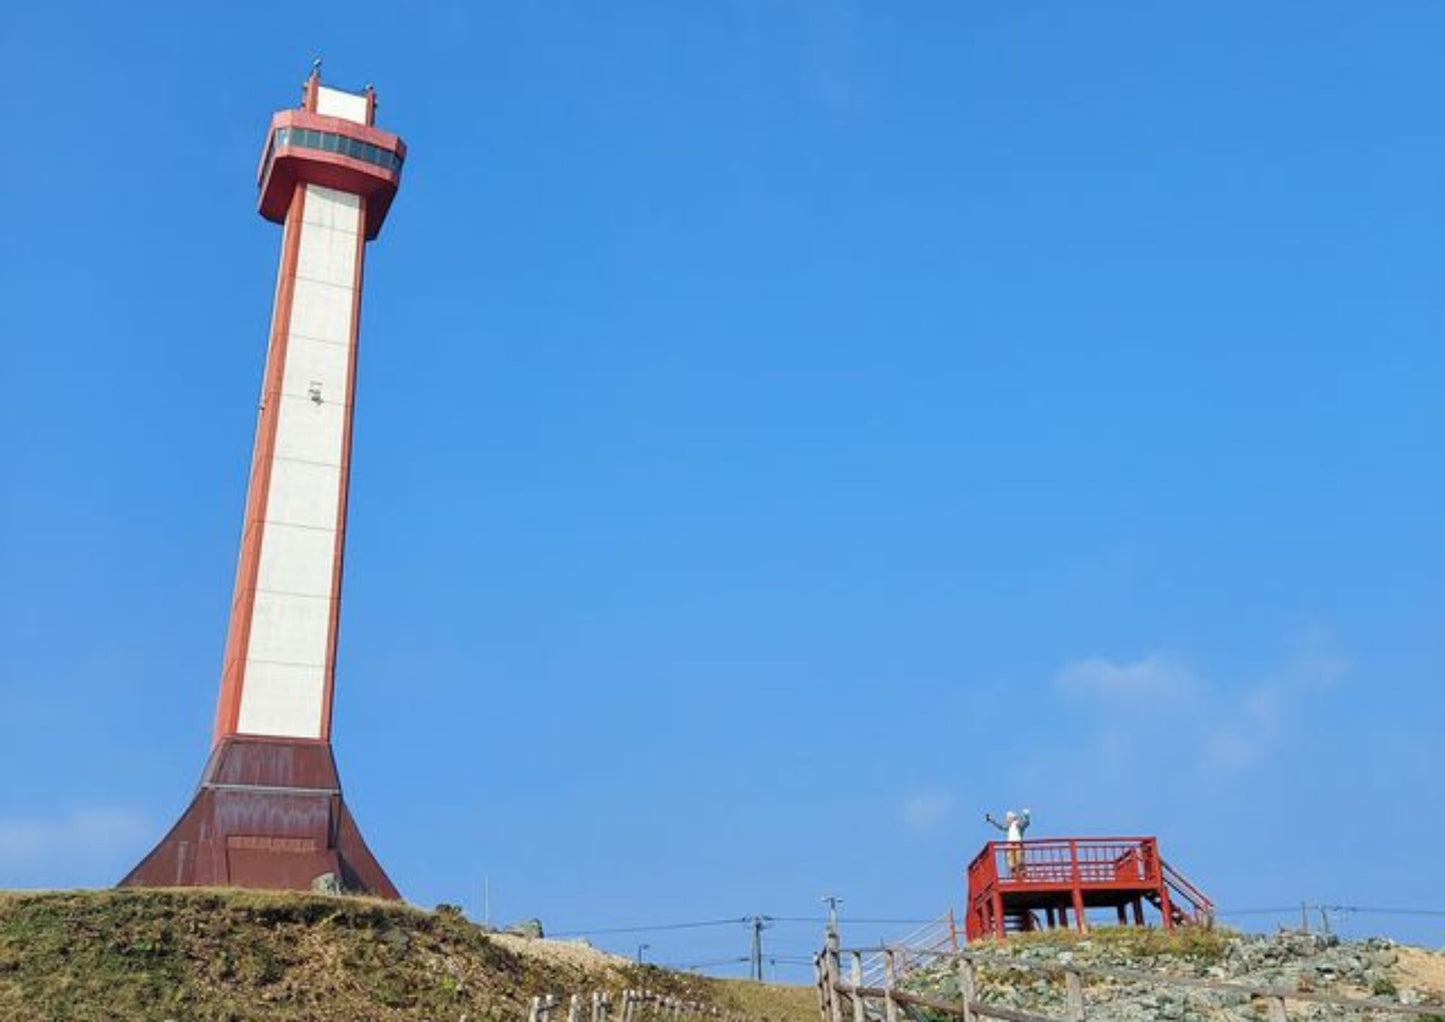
<box><xmin>214</xmin><ymin>78</ymin><xmax>405</xmax><ymax>744</ymax></box>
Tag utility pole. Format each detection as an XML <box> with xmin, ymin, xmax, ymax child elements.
<box><xmin>820</xmin><ymin>895</ymin><xmax>844</xmax><ymax>941</ymax></box>
<box><xmin>746</xmin><ymin>916</ymin><xmax>773</xmax><ymax>982</ymax></box>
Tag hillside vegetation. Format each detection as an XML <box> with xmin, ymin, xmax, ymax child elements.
<box><xmin>0</xmin><ymin>889</ymin><xmax>816</xmax><ymax>1022</ymax></box>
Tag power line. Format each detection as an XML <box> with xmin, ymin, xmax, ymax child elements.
<box><xmin>670</xmin><ymin>956</ymin><xmax>750</xmax><ymax>971</ymax></box>
<box><xmin>1322</xmin><ymin>905</ymin><xmax>1445</xmax><ymax>918</ymax></box>
<box><xmin>1216</xmin><ymin>905</ymin><xmax>1445</xmax><ymax>918</ymax></box>
<box><xmin>552</xmin><ymin>905</ymin><xmax>1445</xmax><ymax>942</ymax></box>
<box><xmin>769</xmin><ymin>916</ymin><xmax>937</xmax><ymax>925</ymax></box>
<box><xmin>551</xmin><ymin>917</ymin><xmax>746</xmax><ymax>937</ymax></box>
<box><xmin>551</xmin><ymin>914</ymin><xmax>935</xmax><ymax>939</ymax></box>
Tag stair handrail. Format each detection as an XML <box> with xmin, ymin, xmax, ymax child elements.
<box><xmin>1160</xmin><ymin>858</ymin><xmax>1214</xmax><ymax>923</ymax></box>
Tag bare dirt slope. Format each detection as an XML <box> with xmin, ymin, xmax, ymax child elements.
<box><xmin>0</xmin><ymin>889</ymin><xmax>815</xmax><ymax>1022</ymax></box>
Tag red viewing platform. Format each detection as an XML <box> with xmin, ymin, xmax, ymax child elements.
<box><xmin>965</xmin><ymin>836</ymin><xmax>1213</xmax><ymax>941</ymax></box>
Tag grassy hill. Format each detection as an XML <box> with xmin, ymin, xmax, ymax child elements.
<box><xmin>0</xmin><ymin>889</ymin><xmax>816</xmax><ymax>1022</ymax></box>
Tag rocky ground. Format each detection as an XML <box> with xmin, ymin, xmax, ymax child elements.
<box><xmin>898</xmin><ymin>927</ymin><xmax>1445</xmax><ymax>1020</ymax></box>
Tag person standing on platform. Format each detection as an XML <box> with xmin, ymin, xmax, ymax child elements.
<box><xmin>985</xmin><ymin>808</ymin><xmax>1031</xmax><ymax>877</ymax></box>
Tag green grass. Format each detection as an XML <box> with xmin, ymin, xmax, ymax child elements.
<box><xmin>0</xmin><ymin>889</ymin><xmax>813</xmax><ymax>1022</ymax></box>
<box><xmin>970</xmin><ymin>923</ymin><xmax>1236</xmax><ymax>964</ymax></box>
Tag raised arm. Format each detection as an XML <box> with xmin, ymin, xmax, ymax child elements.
<box><xmin>984</xmin><ymin>813</ymin><xmax>1007</xmax><ymax>832</ymax></box>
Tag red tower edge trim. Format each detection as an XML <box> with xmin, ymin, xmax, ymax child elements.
<box><xmin>318</xmin><ymin>198</ymin><xmax>368</xmax><ymax>743</ymax></box>
<box><xmin>213</xmin><ymin>185</ymin><xmax>309</xmax><ymax>744</ymax></box>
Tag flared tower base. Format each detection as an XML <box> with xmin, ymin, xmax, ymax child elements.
<box><xmin>120</xmin><ymin>735</ymin><xmax>398</xmax><ymax>898</ymax></box>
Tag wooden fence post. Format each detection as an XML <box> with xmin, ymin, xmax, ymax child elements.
<box><xmin>882</xmin><ymin>949</ymin><xmax>900</xmax><ymax>1022</ymax></box>
<box><xmin>850</xmin><ymin>951</ymin><xmax>865</xmax><ymax>1022</ymax></box>
<box><xmin>1064</xmin><ymin>969</ymin><xmax>1085</xmax><ymax>1021</ymax></box>
<box><xmin>814</xmin><ymin>953</ymin><xmax>830</xmax><ymax>1022</ymax></box>
<box><xmin>1265</xmin><ymin>996</ymin><xmax>1288</xmax><ymax>1022</ymax></box>
<box><xmin>956</xmin><ymin>956</ymin><xmax>977</xmax><ymax>1022</ymax></box>
<box><xmin>824</xmin><ymin>933</ymin><xmax>844</xmax><ymax>1022</ymax></box>
<box><xmin>530</xmin><ymin>996</ymin><xmax>543</xmax><ymax>1022</ymax></box>
<box><xmin>568</xmin><ymin>993</ymin><xmax>582</xmax><ymax>1022</ymax></box>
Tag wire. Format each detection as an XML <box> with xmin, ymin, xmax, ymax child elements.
<box><xmin>770</xmin><ymin>916</ymin><xmax>938</xmax><ymax>925</ymax></box>
<box><xmin>669</xmin><ymin>956</ymin><xmax>750</xmax><ymax>971</ymax></box>
<box><xmin>1216</xmin><ymin>905</ymin><xmax>1445</xmax><ymax>918</ymax></box>
<box><xmin>550</xmin><ymin>914</ymin><xmax>933</xmax><ymax>937</ymax></box>
<box><xmin>555</xmin><ymin>905</ymin><xmax>1444</xmax><ymax>941</ymax></box>
<box><xmin>551</xmin><ymin>917</ymin><xmax>746</xmax><ymax>938</ymax></box>
<box><xmin>1324</xmin><ymin>906</ymin><xmax>1445</xmax><ymax>917</ymax></box>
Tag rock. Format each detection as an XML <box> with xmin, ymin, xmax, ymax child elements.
<box><xmin>310</xmin><ymin>872</ymin><xmax>342</xmax><ymax>894</ymax></box>
<box><xmin>381</xmin><ymin>926</ymin><xmax>410</xmax><ymax>955</ymax></box>
<box><xmin>897</xmin><ymin>929</ymin><xmax>1444</xmax><ymax>1022</ymax></box>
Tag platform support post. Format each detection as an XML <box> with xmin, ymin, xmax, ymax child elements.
<box><xmin>1068</xmin><ymin>839</ymin><xmax>1088</xmax><ymax>933</ymax></box>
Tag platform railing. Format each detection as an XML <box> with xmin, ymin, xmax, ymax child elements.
<box><xmin>969</xmin><ymin>838</ymin><xmax>1165</xmax><ymax>891</ymax></box>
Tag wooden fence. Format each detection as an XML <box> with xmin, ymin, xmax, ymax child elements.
<box><xmin>814</xmin><ymin>935</ymin><xmax>1445</xmax><ymax>1021</ymax></box>
<box><xmin>528</xmin><ymin>989</ymin><xmax>752</xmax><ymax>1022</ymax></box>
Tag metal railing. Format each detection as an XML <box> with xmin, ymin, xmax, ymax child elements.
<box><xmin>858</xmin><ymin>912</ymin><xmax>956</xmax><ymax>989</ymax></box>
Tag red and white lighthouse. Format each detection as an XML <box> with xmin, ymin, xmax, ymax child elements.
<box><xmin>123</xmin><ymin>67</ymin><xmax>406</xmax><ymax>897</ymax></box>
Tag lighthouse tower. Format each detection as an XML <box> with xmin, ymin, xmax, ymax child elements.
<box><xmin>123</xmin><ymin>67</ymin><xmax>406</xmax><ymax>897</ymax></box>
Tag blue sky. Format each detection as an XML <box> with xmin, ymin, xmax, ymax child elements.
<box><xmin>2</xmin><ymin>1</ymin><xmax>1443</xmax><ymax>974</ymax></box>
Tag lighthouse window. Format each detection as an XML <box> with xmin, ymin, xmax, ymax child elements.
<box><xmin>271</xmin><ymin>126</ymin><xmax>403</xmax><ymax>174</ymax></box>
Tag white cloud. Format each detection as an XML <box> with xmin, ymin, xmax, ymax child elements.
<box><xmin>1050</xmin><ymin>628</ymin><xmax>1349</xmax><ymax>777</ymax></box>
<box><xmin>0</xmin><ymin>807</ymin><xmax>151</xmax><ymax>880</ymax></box>
<box><xmin>900</xmin><ymin>792</ymin><xmax>954</xmax><ymax>833</ymax></box>
<box><xmin>1054</xmin><ymin>654</ymin><xmax>1197</xmax><ymax>701</ymax></box>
